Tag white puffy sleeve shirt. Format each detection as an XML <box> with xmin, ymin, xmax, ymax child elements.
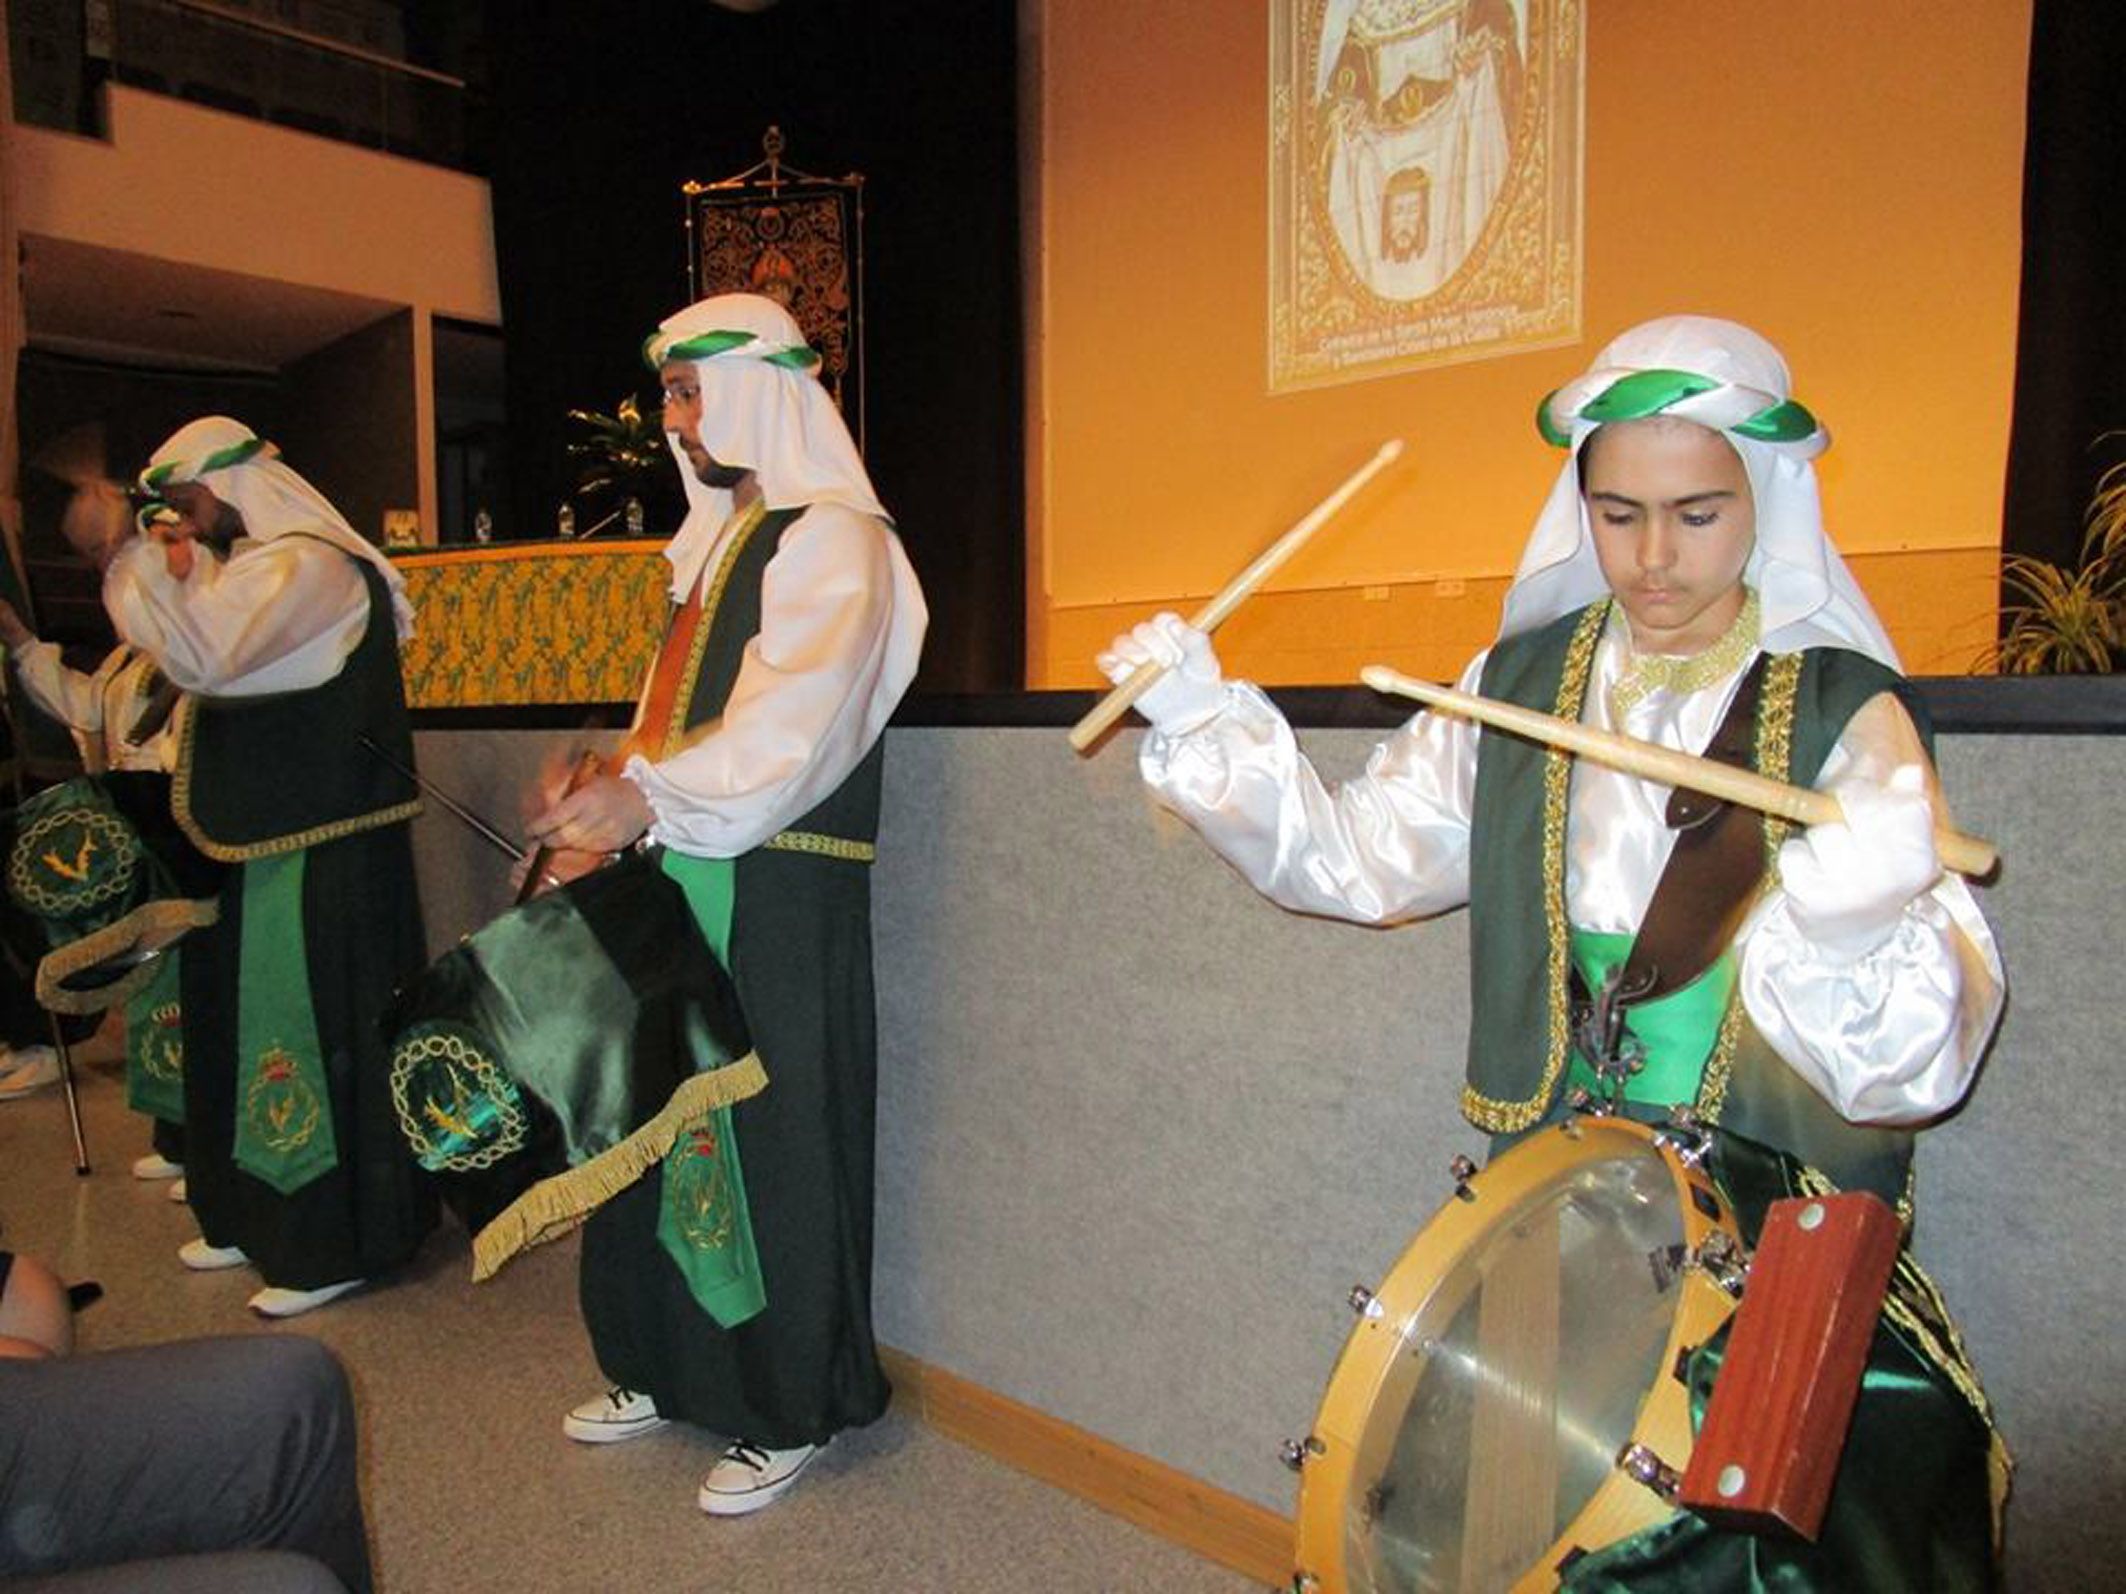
<box><xmin>622</xmin><ymin>503</ymin><xmax>927</xmax><ymax>858</ymax></box>
<box><xmin>12</xmin><ymin>642</ymin><xmax>173</xmax><ymax>772</ymax></box>
<box><xmin>103</xmin><ymin>535</ymin><xmax>369</xmax><ymax>697</ymax></box>
<box><xmin>1137</xmin><ymin>634</ymin><xmax>2003</xmax><ymax>1128</ymax></box>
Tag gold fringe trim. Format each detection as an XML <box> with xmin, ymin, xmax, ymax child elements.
<box><xmin>468</xmin><ymin>1050</ymin><xmax>769</xmax><ymax>1282</ymax></box>
<box><xmin>36</xmin><ymin>896</ymin><xmax>221</xmax><ymax>1015</ymax></box>
<box><xmin>763</xmin><ymin>830</ymin><xmax>876</xmax><ymax>863</ymax></box>
<box><xmin>172</xmin><ymin>697</ymin><xmax>424</xmax><ymax>862</ymax></box>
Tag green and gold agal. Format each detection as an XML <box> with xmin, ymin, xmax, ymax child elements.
<box><xmin>1462</xmin><ymin>602</ymin><xmax>1920</xmax><ymax>1205</ymax></box>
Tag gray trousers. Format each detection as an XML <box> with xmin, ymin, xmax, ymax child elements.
<box><xmin>0</xmin><ymin>1335</ymin><xmax>371</xmax><ymax>1592</ymax></box>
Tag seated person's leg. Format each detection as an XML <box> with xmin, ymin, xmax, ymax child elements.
<box><xmin>0</xmin><ymin>1335</ymin><xmax>372</xmax><ymax>1593</ymax></box>
<box><xmin>6</xmin><ymin>1547</ymin><xmax>349</xmax><ymax>1593</ymax></box>
<box><xmin>0</xmin><ymin>1251</ymin><xmax>73</xmax><ymax>1359</ymax></box>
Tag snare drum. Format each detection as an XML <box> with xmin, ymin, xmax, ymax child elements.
<box><xmin>1292</xmin><ymin>1114</ymin><xmax>1740</xmax><ymax>1594</ymax></box>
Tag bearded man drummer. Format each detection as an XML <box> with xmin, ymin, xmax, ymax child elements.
<box><xmin>108</xmin><ymin>418</ymin><xmax>435</xmax><ymax>1319</ymax></box>
<box><xmin>524</xmin><ymin>292</ymin><xmax>926</xmax><ymax>1516</ymax></box>
<box><xmin>1098</xmin><ymin>315</ymin><xmax>2007</xmax><ymax>1587</ymax></box>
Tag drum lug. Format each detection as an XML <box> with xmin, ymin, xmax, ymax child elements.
<box><xmin>1279</xmin><ymin>1435</ymin><xmax>1326</xmax><ymax>1472</ymax></box>
<box><xmin>1656</xmin><ymin>1105</ymin><xmax>1713</xmax><ymax>1168</ymax></box>
<box><xmin>1291</xmin><ymin>1575</ymin><xmax>1322</xmax><ymax>1593</ymax></box>
<box><xmin>1617</xmin><ymin>1441</ymin><xmax>1683</xmax><ymax>1501</ymax></box>
<box><xmin>1690</xmin><ymin>1229</ymin><xmax>1750</xmax><ymax>1296</ymax></box>
<box><xmin>1448</xmin><ymin>1153</ymin><xmax>1478</xmax><ymax>1201</ymax></box>
<box><xmin>1347</xmin><ymin>1283</ymin><xmax>1383</xmax><ymax>1319</ymax></box>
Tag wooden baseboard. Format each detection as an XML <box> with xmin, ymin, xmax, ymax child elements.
<box><xmin>879</xmin><ymin>1346</ymin><xmax>1295</xmax><ymax>1587</ymax></box>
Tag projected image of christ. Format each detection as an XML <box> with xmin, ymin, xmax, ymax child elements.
<box><xmin>1316</xmin><ymin>0</ymin><xmax>1525</xmax><ymax>302</ymax></box>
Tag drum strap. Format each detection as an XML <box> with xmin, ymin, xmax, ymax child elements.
<box><xmin>1570</xmin><ymin>655</ymin><xmax>1772</xmax><ymax>1079</ymax></box>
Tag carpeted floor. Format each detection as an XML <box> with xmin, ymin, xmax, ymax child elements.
<box><xmin>0</xmin><ymin>1048</ymin><xmax>1263</xmax><ymax>1593</ymax></box>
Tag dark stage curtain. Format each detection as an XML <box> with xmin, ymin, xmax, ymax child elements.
<box><xmin>2000</xmin><ymin>2</ymin><xmax>2126</xmax><ymax>577</ymax></box>
<box><xmin>478</xmin><ymin>0</ymin><xmax>1023</xmax><ymax>692</ymax></box>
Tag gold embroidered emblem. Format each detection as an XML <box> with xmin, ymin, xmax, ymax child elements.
<box><xmin>42</xmin><ymin>832</ymin><xmax>98</xmax><ymax>883</ymax></box>
<box><xmin>670</xmin><ymin>1123</ymin><xmax>736</xmax><ymax>1253</ymax></box>
<box><xmin>246</xmin><ymin>1046</ymin><xmax>323</xmax><ymax>1152</ymax></box>
<box><xmin>141</xmin><ymin>1000</ymin><xmax>184</xmax><ymax>1082</ymax></box>
<box><xmin>387</xmin><ymin>1023</ymin><xmax>528</xmax><ymax>1172</ymax></box>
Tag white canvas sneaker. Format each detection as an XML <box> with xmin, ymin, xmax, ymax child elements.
<box><xmin>132</xmin><ymin>1152</ymin><xmax>183</xmax><ymax>1180</ymax></box>
<box><xmin>698</xmin><ymin>1440</ymin><xmax>823</xmax><ymax>1516</ymax></box>
<box><xmin>563</xmin><ymin>1386</ymin><xmax>667</xmax><ymax>1444</ymax></box>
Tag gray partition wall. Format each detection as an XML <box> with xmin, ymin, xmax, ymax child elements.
<box><xmin>410</xmin><ymin>693</ymin><xmax>2124</xmax><ymax>1593</ymax></box>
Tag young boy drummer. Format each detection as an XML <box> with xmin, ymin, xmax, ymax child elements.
<box><xmin>1098</xmin><ymin>315</ymin><xmax>2007</xmax><ymax>1586</ymax></box>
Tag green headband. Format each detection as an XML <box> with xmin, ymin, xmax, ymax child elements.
<box><xmin>1535</xmin><ymin>368</ymin><xmax>1819</xmax><ymax>448</ymax></box>
<box><xmin>140</xmin><ymin>435</ymin><xmax>270</xmax><ymax>489</ymax></box>
<box><xmin>643</xmin><ymin>328</ymin><xmax>821</xmax><ymax>372</ymax></box>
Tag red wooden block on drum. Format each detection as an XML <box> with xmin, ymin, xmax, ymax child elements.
<box><xmin>1677</xmin><ymin>1190</ymin><xmax>1901</xmax><ymax>1541</ymax></box>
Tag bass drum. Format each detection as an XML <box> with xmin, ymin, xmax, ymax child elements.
<box><xmin>1293</xmin><ymin>1114</ymin><xmax>1740</xmax><ymax>1594</ymax></box>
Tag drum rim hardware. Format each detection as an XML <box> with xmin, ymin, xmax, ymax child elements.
<box><xmin>1291</xmin><ymin>1111</ymin><xmax>1744</xmax><ymax>1593</ymax></box>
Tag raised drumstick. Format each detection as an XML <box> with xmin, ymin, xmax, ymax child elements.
<box><xmin>1069</xmin><ymin>439</ymin><xmax>1405</xmax><ymax>753</ymax></box>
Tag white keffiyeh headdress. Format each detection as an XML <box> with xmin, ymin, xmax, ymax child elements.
<box><xmin>1501</xmin><ymin>315</ymin><xmax>1898</xmax><ymax>669</ymax></box>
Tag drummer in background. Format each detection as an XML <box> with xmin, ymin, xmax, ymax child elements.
<box><xmin>109</xmin><ymin>417</ymin><xmax>435</xmax><ymax>1319</ymax></box>
<box><xmin>0</xmin><ymin>489</ymin><xmax>184</xmax><ymax>1186</ymax></box>
<box><xmin>524</xmin><ymin>293</ymin><xmax>925</xmax><ymax>1516</ymax></box>
<box><xmin>1098</xmin><ymin>316</ymin><xmax>2007</xmax><ymax>1586</ymax></box>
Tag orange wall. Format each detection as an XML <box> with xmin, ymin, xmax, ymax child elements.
<box><xmin>1028</xmin><ymin>2</ymin><xmax>2030</xmax><ymax>685</ymax></box>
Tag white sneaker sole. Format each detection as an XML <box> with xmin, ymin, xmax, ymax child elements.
<box><xmin>248</xmin><ymin>1279</ymin><xmax>363</xmax><ymax>1318</ymax></box>
<box><xmin>564</xmin><ymin>1413</ymin><xmax>669</xmax><ymax>1444</ymax></box>
<box><xmin>698</xmin><ymin>1447</ymin><xmax>822</xmax><ymax>1516</ymax></box>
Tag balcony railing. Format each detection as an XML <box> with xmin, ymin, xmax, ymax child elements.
<box><xmin>10</xmin><ymin>0</ymin><xmax>477</xmax><ymax>172</ymax></box>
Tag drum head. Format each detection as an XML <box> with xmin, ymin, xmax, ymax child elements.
<box><xmin>1297</xmin><ymin>1117</ymin><xmax>1735</xmax><ymax>1593</ymax></box>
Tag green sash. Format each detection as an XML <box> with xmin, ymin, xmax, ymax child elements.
<box><xmin>1563</xmin><ymin>929</ymin><xmax>1734</xmax><ymax>1107</ymax></box>
<box><xmin>230</xmin><ymin>854</ymin><xmax>338</xmax><ymax>1194</ymax></box>
<box><xmin>656</xmin><ymin>849</ymin><xmax>766</xmax><ymax>1329</ymax></box>
<box><xmin>122</xmin><ymin>947</ymin><xmax>186</xmax><ymax>1124</ymax></box>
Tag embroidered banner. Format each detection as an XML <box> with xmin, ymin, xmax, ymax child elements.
<box><xmin>1269</xmin><ymin>0</ymin><xmax>1584</xmax><ymax>390</ymax></box>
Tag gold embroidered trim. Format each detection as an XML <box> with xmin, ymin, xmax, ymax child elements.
<box><xmin>1607</xmin><ymin>589</ymin><xmax>1762</xmax><ymax>722</ymax></box>
<box><xmin>1695</xmin><ymin>649</ymin><xmax>1801</xmax><ymax>1123</ymax></box>
<box><xmin>762</xmin><ymin>830</ymin><xmax>876</xmax><ymax>863</ymax></box>
<box><xmin>468</xmin><ymin>1049</ymin><xmax>769</xmax><ymax>1282</ymax></box>
<box><xmin>170</xmin><ymin>697</ymin><xmax>424</xmax><ymax>862</ymax></box>
<box><xmin>1461</xmin><ymin>601</ymin><xmax>1608</xmax><ymax>1133</ymax></box>
<box><xmin>659</xmin><ymin>500</ymin><xmax>768</xmax><ymax>762</ymax></box>
<box><xmin>36</xmin><ymin>897</ymin><xmax>221</xmax><ymax>1015</ymax></box>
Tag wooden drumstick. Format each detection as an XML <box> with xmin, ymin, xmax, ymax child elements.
<box><xmin>1360</xmin><ymin>666</ymin><xmax>1998</xmax><ymax>879</ymax></box>
<box><xmin>1068</xmin><ymin>439</ymin><xmax>1405</xmax><ymax>754</ymax></box>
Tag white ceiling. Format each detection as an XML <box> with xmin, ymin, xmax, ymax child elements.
<box><xmin>20</xmin><ymin>234</ymin><xmax>403</xmax><ymax>374</ymax></box>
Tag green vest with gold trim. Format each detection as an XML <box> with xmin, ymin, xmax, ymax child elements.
<box><xmin>173</xmin><ymin>548</ymin><xmax>420</xmax><ymax>861</ymax></box>
<box><xmin>1463</xmin><ymin>602</ymin><xmax>1924</xmax><ymax>1205</ymax></box>
<box><xmin>664</xmin><ymin>505</ymin><xmax>882</xmax><ymax>852</ymax></box>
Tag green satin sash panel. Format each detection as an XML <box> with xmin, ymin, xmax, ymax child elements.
<box><xmin>122</xmin><ymin>946</ymin><xmax>185</xmax><ymax>1124</ymax></box>
<box><xmin>1559</xmin><ymin>1133</ymin><xmax>1999</xmax><ymax>1593</ymax></box>
<box><xmin>231</xmin><ymin>853</ymin><xmax>338</xmax><ymax>1195</ymax></box>
<box><xmin>1563</xmin><ymin>928</ymin><xmax>1732</xmax><ymax>1106</ymax></box>
<box><xmin>655</xmin><ymin>849</ymin><xmax>765</xmax><ymax>1330</ymax></box>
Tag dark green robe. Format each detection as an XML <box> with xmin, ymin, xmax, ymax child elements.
<box><xmin>579</xmin><ymin>505</ymin><xmax>893</xmax><ymax>1448</ymax></box>
<box><xmin>172</xmin><ymin>551</ymin><xmax>435</xmax><ymax>1289</ymax></box>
